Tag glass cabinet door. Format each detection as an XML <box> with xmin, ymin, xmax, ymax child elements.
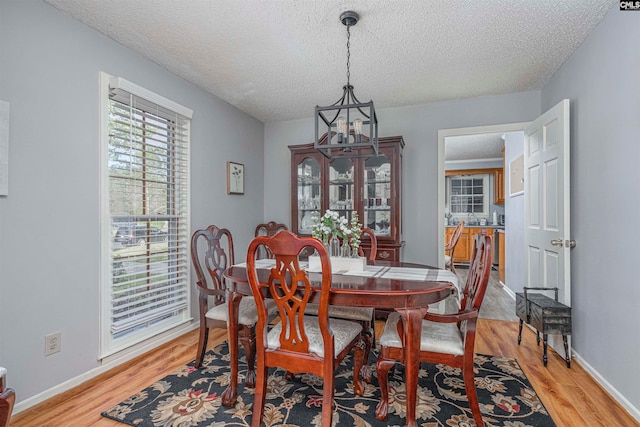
<box><xmin>328</xmin><ymin>157</ymin><xmax>355</xmax><ymax>223</ymax></box>
<box><xmin>364</xmin><ymin>154</ymin><xmax>391</xmax><ymax>236</ymax></box>
<box><xmin>297</xmin><ymin>157</ymin><xmax>321</xmax><ymax>234</ymax></box>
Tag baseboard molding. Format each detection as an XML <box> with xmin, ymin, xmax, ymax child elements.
<box><xmin>13</xmin><ymin>322</ymin><xmax>199</xmax><ymax>415</ymax></box>
<box><xmin>572</xmin><ymin>350</ymin><xmax>640</xmax><ymax>423</ymax></box>
<box><xmin>501</xmin><ymin>283</ymin><xmax>516</xmax><ymax>299</ymax></box>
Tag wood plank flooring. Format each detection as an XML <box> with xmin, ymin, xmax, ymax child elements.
<box><xmin>9</xmin><ymin>316</ymin><xmax>638</xmax><ymax>426</ymax></box>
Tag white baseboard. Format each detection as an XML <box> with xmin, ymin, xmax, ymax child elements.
<box><xmin>13</xmin><ymin>322</ymin><xmax>199</xmax><ymax>415</ymax></box>
<box><xmin>501</xmin><ymin>283</ymin><xmax>516</xmax><ymax>299</ymax></box>
<box><xmin>572</xmin><ymin>350</ymin><xmax>640</xmax><ymax>423</ymax></box>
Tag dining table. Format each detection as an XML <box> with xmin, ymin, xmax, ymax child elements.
<box><xmin>222</xmin><ymin>259</ymin><xmax>459</xmax><ymax>427</ymax></box>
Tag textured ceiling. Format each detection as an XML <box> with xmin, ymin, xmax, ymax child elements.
<box><xmin>445</xmin><ymin>133</ymin><xmax>505</xmax><ymax>162</ymax></box>
<box><xmin>45</xmin><ymin>0</ymin><xmax>615</xmax><ymax>123</ymax></box>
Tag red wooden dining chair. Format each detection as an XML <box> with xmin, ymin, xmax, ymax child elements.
<box><xmin>445</xmin><ymin>221</ymin><xmax>465</xmax><ymax>274</ymax></box>
<box><xmin>247</xmin><ymin>230</ymin><xmax>365</xmax><ymax>427</ymax></box>
<box><xmin>358</xmin><ymin>227</ymin><xmax>378</xmax><ymax>263</ymax></box>
<box><xmin>254</xmin><ymin>221</ymin><xmax>288</xmax><ymax>259</ymax></box>
<box><xmin>375</xmin><ymin>232</ymin><xmax>493</xmax><ymax>426</ymax></box>
<box><xmin>190</xmin><ymin>225</ymin><xmax>277</xmax><ymax>385</ymax></box>
<box><xmin>0</xmin><ymin>368</ymin><xmax>15</xmax><ymax>427</ymax></box>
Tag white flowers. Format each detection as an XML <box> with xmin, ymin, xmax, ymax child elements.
<box><xmin>311</xmin><ymin>210</ymin><xmax>362</xmax><ymax>251</ymax></box>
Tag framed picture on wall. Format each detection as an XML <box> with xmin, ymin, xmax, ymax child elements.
<box><xmin>227</xmin><ymin>161</ymin><xmax>245</xmax><ymax>195</ymax></box>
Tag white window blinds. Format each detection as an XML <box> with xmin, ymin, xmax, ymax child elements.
<box><xmin>106</xmin><ymin>77</ymin><xmax>191</xmax><ymax>343</ymax></box>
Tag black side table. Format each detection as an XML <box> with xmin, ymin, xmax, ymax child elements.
<box><xmin>516</xmin><ymin>287</ymin><xmax>572</xmax><ymax>368</ymax></box>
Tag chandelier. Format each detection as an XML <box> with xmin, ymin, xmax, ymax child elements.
<box><xmin>314</xmin><ymin>11</ymin><xmax>378</xmax><ymax>159</ymax></box>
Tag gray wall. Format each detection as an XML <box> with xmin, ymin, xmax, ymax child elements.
<box><xmin>540</xmin><ymin>8</ymin><xmax>640</xmax><ymax>412</ymax></box>
<box><xmin>265</xmin><ymin>92</ymin><xmax>541</xmax><ymax>265</ymax></box>
<box><xmin>503</xmin><ymin>131</ymin><xmax>525</xmax><ymax>291</ymax></box>
<box><xmin>0</xmin><ymin>1</ymin><xmax>264</xmax><ymax>404</ymax></box>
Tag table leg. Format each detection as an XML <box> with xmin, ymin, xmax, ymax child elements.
<box><xmin>563</xmin><ymin>335</ymin><xmax>571</xmax><ymax>368</ymax></box>
<box><xmin>542</xmin><ymin>333</ymin><xmax>548</xmax><ymax>367</ymax></box>
<box><xmin>396</xmin><ymin>306</ymin><xmax>428</xmax><ymax>427</ymax></box>
<box><xmin>221</xmin><ymin>291</ymin><xmax>242</xmax><ymax>407</ymax></box>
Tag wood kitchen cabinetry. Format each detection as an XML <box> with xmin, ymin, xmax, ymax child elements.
<box><xmin>494</xmin><ymin>168</ymin><xmax>505</xmax><ymax>204</ymax></box>
<box><xmin>289</xmin><ymin>135</ymin><xmax>404</xmax><ymax>261</ymax></box>
<box><xmin>445</xmin><ymin>226</ymin><xmax>495</xmax><ymax>264</ymax></box>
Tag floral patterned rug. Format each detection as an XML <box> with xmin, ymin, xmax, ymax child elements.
<box><xmin>102</xmin><ymin>342</ymin><xmax>555</xmax><ymax>427</ymax></box>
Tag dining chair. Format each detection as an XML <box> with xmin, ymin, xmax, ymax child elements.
<box><xmin>0</xmin><ymin>367</ymin><xmax>15</xmax><ymax>427</ymax></box>
<box><xmin>358</xmin><ymin>227</ymin><xmax>378</xmax><ymax>263</ymax></box>
<box><xmin>190</xmin><ymin>225</ymin><xmax>277</xmax><ymax>386</ymax></box>
<box><xmin>306</xmin><ymin>226</ymin><xmax>378</xmax><ymax>380</ymax></box>
<box><xmin>254</xmin><ymin>221</ymin><xmax>288</xmax><ymax>259</ymax></box>
<box><xmin>445</xmin><ymin>220</ymin><xmax>465</xmax><ymax>274</ymax></box>
<box><xmin>247</xmin><ymin>230</ymin><xmax>365</xmax><ymax>427</ymax></box>
<box><xmin>376</xmin><ymin>232</ymin><xmax>493</xmax><ymax>426</ymax></box>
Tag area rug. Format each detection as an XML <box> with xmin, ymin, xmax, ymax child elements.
<box><xmin>102</xmin><ymin>342</ymin><xmax>555</xmax><ymax>427</ymax></box>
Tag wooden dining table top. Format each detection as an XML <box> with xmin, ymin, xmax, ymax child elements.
<box><xmin>224</xmin><ymin>259</ymin><xmax>457</xmax><ymax>307</ymax></box>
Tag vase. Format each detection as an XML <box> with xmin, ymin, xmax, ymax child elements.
<box><xmin>351</xmin><ymin>245</ymin><xmax>360</xmax><ymax>257</ymax></box>
<box><xmin>329</xmin><ymin>236</ymin><xmax>340</xmax><ymax>257</ymax></box>
<box><xmin>341</xmin><ymin>243</ymin><xmax>351</xmax><ymax>258</ymax></box>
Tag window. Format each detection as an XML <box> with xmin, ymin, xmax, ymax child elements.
<box><xmin>447</xmin><ymin>174</ymin><xmax>489</xmax><ymax>217</ymax></box>
<box><xmin>100</xmin><ymin>74</ymin><xmax>192</xmax><ymax>356</ymax></box>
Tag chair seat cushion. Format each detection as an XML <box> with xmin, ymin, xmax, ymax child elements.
<box><xmin>305</xmin><ymin>303</ymin><xmax>374</xmax><ymax>322</ymax></box>
<box><xmin>205</xmin><ymin>296</ymin><xmax>276</xmax><ymax>326</ymax></box>
<box><xmin>379</xmin><ymin>312</ymin><xmax>464</xmax><ymax>356</ymax></box>
<box><xmin>267</xmin><ymin>315</ymin><xmax>362</xmax><ymax>357</ymax></box>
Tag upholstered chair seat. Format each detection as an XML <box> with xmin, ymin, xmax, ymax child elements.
<box><xmin>305</xmin><ymin>303</ymin><xmax>374</xmax><ymax>322</ymax></box>
<box><xmin>379</xmin><ymin>312</ymin><xmax>464</xmax><ymax>356</ymax></box>
<box><xmin>268</xmin><ymin>315</ymin><xmax>362</xmax><ymax>356</ymax></box>
<box><xmin>206</xmin><ymin>296</ymin><xmax>277</xmax><ymax>326</ymax></box>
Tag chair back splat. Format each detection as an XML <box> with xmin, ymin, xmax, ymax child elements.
<box><xmin>247</xmin><ymin>230</ymin><xmax>365</xmax><ymax>427</ymax></box>
<box><xmin>254</xmin><ymin>221</ymin><xmax>288</xmax><ymax>259</ymax></box>
<box><xmin>376</xmin><ymin>232</ymin><xmax>493</xmax><ymax>426</ymax></box>
<box><xmin>444</xmin><ymin>221</ymin><xmax>465</xmax><ymax>273</ymax></box>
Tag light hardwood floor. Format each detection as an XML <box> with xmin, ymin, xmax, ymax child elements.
<box><xmin>9</xmin><ymin>308</ymin><xmax>639</xmax><ymax>426</ymax></box>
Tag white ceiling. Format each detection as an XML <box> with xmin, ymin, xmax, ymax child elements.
<box><xmin>445</xmin><ymin>133</ymin><xmax>505</xmax><ymax>162</ymax></box>
<box><xmin>44</xmin><ymin>0</ymin><xmax>614</xmax><ymax>125</ymax></box>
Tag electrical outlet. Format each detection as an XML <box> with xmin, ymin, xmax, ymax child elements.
<box><xmin>45</xmin><ymin>332</ymin><xmax>61</xmax><ymax>356</ymax></box>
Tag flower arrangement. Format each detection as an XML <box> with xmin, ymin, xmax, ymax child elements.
<box><xmin>311</xmin><ymin>209</ymin><xmax>362</xmax><ymax>256</ymax></box>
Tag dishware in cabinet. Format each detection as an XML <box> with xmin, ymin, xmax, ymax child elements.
<box><xmin>289</xmin><ymin>135</ymin><xmax>404</xmax><ymax>261</ymax></box>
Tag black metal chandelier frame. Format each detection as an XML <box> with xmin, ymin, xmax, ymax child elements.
<box><xmin>314</xmin><ymin>11</ymin><xmax>378</xmax><ymax>159</ymax></box>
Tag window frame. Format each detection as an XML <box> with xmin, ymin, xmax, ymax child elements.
<box><xmin>99</xmin><ymin>72</ymin><xmax>192</xmax><ymax>358</ymax></box>
<box><xmin>446</xmin><ymin>173</ymin><xmax>490</xmax><ymax>218</ymax></box>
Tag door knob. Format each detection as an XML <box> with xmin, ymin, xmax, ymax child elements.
<box><xmin>550</xmin><ymin>239</ymin><xmax>564</xmax><ymax>247</ymax></box>
<box><xmin>566</xmin><ymin>240</ymin><xmax>576</xmax><ymax>248</ymax></box>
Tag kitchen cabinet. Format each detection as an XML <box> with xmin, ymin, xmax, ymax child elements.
<box><xmin>445</xmin><ymin>226</ymin><xmax>495</xmax><ymax>264</ymax></box>
<box><xmin>289</xmin><ymin>135</ymin><xmax>404</xmax><ymax>261</ymax></box>
<box><xmin>494</xmin><ymin>168</ymin><xmax>505</xmax><ymax>204</ymax></box>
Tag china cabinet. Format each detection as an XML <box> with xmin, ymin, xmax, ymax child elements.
<box><xmin>289</xmin><ymin>135</ymin><xmax>404</xmax><ymax>261</ymax></box>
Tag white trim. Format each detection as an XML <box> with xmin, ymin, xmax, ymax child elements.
<box><xmin>12</xmin><ymin>322</ymin><xmax>198</xmax><ymax>415</ymax></box>
<box><xmin>437</xmin><ymin>122</ymin><xmax>530</xmax><ymax>269</ymax></box>
<box><xmin>572</xmin><ymin>351</ymin><xmax>640</xmax><ymax>423</ymax></box>
<box><xmin>445</xmin><ymin>157</ymin><xmax>503</xmax><ymax>165</ymax></box>
<box><xmin>108</xmin><ymin>76</ymin><xmax>193</xmax><ymax>119</ymax></box>
<box><xmin>98</xmin><ymin>72</ymin><xmax>112</xmax><ymax>356</ymax></box>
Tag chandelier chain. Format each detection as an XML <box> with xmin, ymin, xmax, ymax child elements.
<box><xmin>346</xmin><ymin>25</ymin><xmax>351</xmax><ymax>87</ymax></box>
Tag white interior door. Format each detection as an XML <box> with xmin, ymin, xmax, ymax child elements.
<box><xmin>524</xmin><ymin>99</ymin><xmax>572</xmax><ymax>356</ymax></box>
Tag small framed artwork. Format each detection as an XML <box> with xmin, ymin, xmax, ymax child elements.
<box><xmin>227</xmin><ymin>161</ymin><xmax>245</xmax><ymax>195</ymax></box>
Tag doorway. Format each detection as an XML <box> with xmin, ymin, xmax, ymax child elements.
<box><xmin>437</xmin><ymin>123</ymin><xmax>529</xmax><ymax>281</ymax></box>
